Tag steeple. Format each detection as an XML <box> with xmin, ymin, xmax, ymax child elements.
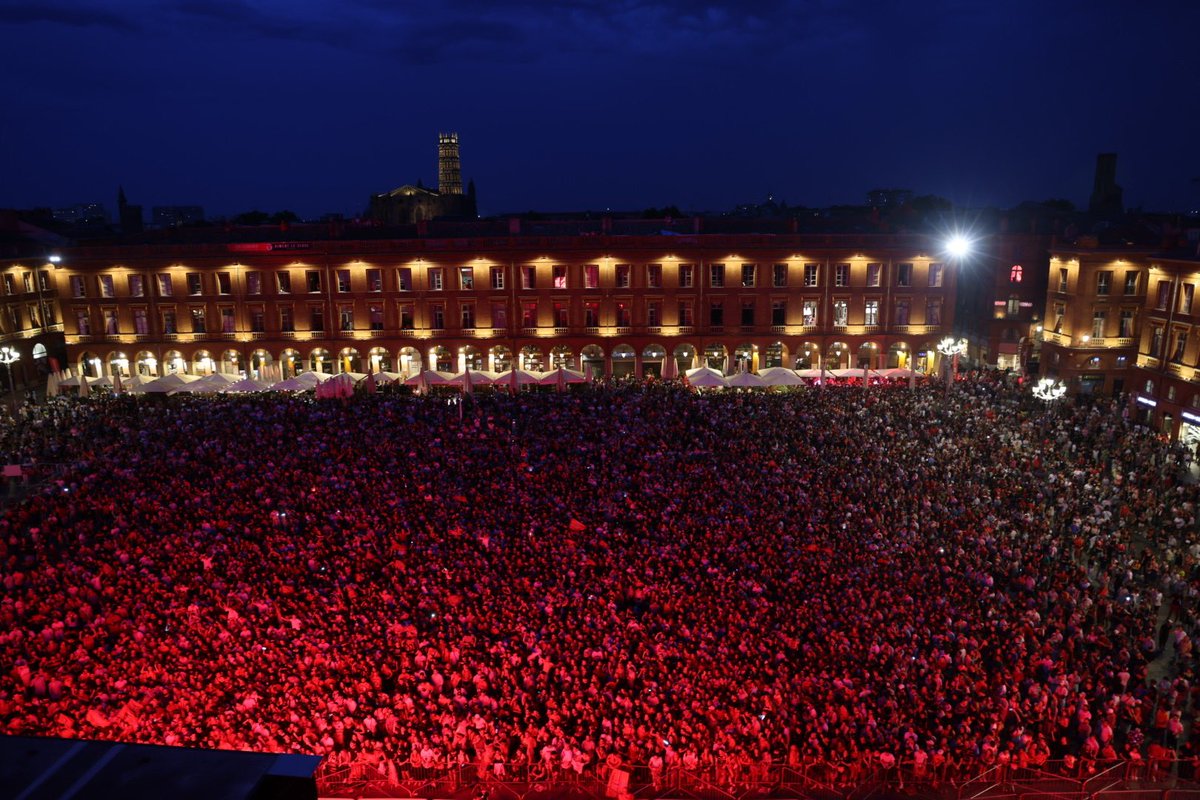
<box><xmin>438</xmin><ymin>133</ymin><xmax>463</xmax><ymax>196</ymax></box>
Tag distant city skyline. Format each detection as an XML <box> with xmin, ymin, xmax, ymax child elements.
<box><xmin>3</xmin><ymin>1</ymin><xmax>1198</xmax><ymax>219</ymax></box>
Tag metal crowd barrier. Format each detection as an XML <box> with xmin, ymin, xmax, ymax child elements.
<box><xmin>314</xmin><ymin>755</ymin><xmax>1200</xmax><ymax>800</ymax></box>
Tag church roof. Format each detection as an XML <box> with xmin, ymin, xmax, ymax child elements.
<box><xmin>378</xmin><ymin>184</ymin><xmax>440</xmax><ymax>198</ymax></box>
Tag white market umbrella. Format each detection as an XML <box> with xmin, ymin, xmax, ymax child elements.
<box><xmin>685</xmin><ymin>366</ymin><xmax>728</xmax><ymax>389</ymax></box>
<box><xmin>727</xmin><ymin>371</ymin><xmax>768</xmax><ymax>389</ymax></box>
<box><xmin>757</xmin><ymin>367</ymin><xmax>807</xmax><ymax>386</ymax></box>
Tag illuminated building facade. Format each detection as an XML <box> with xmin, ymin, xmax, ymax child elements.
<box><xmin>56</xmin><ymin>232</ymin><xmax>962</xmax><ymax>385</ymax></box>
<box><xmin>1040</xmin><ymin>242</ymin><xmax>1200</xmax><ymax>448</ymax></box>
<box><xmin>0</xmin><ymin>250</ymin><xmax>68</xmax><ymax>391</ymax></box>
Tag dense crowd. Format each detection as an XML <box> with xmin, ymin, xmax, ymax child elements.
<box><xmin>0</xmin><ymin>377</ymin><xmax>1197</xmax><ymax>788</ymax></box>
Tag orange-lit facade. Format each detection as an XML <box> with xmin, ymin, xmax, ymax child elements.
<box><xmin>55</xmin><ymin>233</ymin><xmax>961</xmax><ymax>382</ymax></box>
<box><xmin>0</xmin><ymin>256</ymin><xmax>68</xmax><ymax>390</ymax></box>
<box><xmin>1040</xmin><ymin>244</ymin><xmax>1200</xmax><ymax>449</ymax></box>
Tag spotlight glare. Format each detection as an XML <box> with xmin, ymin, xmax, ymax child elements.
<box><xmin>946</xmin><ymin>235</ymin><xmax>971</xmax><ymax>258</ymax></box>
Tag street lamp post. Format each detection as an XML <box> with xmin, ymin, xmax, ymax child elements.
<box><xmin>936</xmin><ymin>336</ymin><xmax>968</xmax><ymax>383</ymax></box>
<box><xmin>0</xmin><ymin>346</ymin><xmax>20</xmax><ymax>412</ymax></box>
<box><xmin>1031</xmin><ymin>377</ymin><xmax>1067</xmax><ymax>403</ymax></box>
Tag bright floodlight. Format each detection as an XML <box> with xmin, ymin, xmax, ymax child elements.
<box><xmin>946</xmin><ymin>235</ymin><xmax>971</xmax><ymax>258</ymax></box>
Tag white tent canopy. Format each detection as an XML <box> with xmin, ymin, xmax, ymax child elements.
<box><xmin>172</xmin><ymin>372</ymin><xmax>241</xmax><ymax>394</ymax></box>
<box><xmin>449</xmin><ymin>369</ymin><xmax>492</xmax><ymax>386</ymax></box>
<box><xmin>221</xmin><ymin>377</ymin><xmax>272</xmax><ymax>393</ymax></box>
<box><xmin>537</xmin><ymin>367</ymin><xmax>588</xmax><ymax>386</ymax></box>
<box><xmin>271</xmin><ymin>371</ymin><xmax>330</xmax><ymax>392</ymax></box>
<box><xmin>491</xmin><ymin>368</ymin><xmax>544</xmax><ymax>387</ymax></box>
<box><xmin>138</xmin><ymin>373</ymin><xmax>203</xmax><ymax>393</ymax></box>
<box><xmin>403</xmin><ymin>370</ymin><xmax>456</xmax><ymax>387</ymax></box>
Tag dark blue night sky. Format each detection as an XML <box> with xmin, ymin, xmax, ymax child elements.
<box><xmin>3</xmin><ymin>0</ymin><xmax>1197</xmax><ymax>219</ymax></box>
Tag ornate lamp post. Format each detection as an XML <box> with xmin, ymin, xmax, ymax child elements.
<box><xmin>1031</xmin><ymin>377</ymin><xmax>1067</xmax><ymax>403</ymax></box>
<box><xmin>0</xmin><ymin>346</ymin><xmax>20</xmax><ymax>411</ymax></box>
<box><xmin>936</xmin><ymin>336</ymin><xmax>968</xmax><ymax>383</ymax></box>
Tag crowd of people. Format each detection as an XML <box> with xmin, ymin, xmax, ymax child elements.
<box><xmin>0</xmin><ymin>376</ymin><xmax>1197</xmax><ymax>792</ymax></box>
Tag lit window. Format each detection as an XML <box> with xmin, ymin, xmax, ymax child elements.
<box><xmin>616</xmin><ymin>264</ymin><xmax>631</xmax><ymax>288</ymax></box>
<box><xmin>928</xmin><ymin>263</ymin><xmax>944</xmax><ymax>288</ymax></box>
<box><xmin>646</xmin><ymin>264</ymin><xmax>661</xmax><ymax>289</ymax></box>
<box><xmin>773</xmin><ymin>263</ymin><xmax>788</xmax><ymax>288</ymax></box>
<box><xmin>833</xmin><ymin>300</ymin><xmax>848</xmax><ymax>327</ymax></box>
<box><xmin>709</xmin><ymin>263</ymin><xmax>725</xmax><ymax>288</ymax></box>
<box><xmin>1010</xmin><ymin>264</ymin><xmax>1024</xmax><ymax>283</ymax></box>
<box><xmin>741</xmin><ymin>264</ymin><xmax>756</xmax><ymax>288</ymax></box>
